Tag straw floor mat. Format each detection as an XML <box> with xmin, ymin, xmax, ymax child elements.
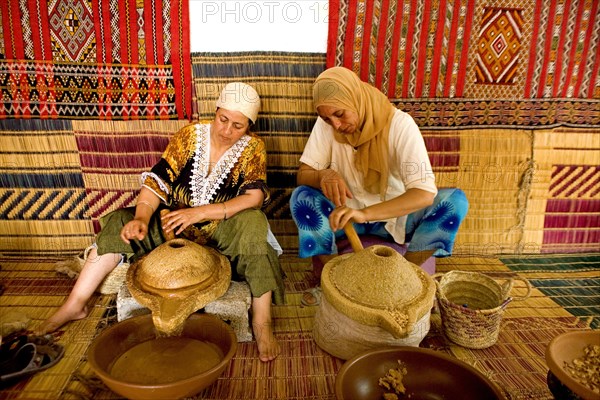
<box><xmin>0</xmin><ymin>253</ymin><xmax>598</xmax><ymax>399</ymax></box>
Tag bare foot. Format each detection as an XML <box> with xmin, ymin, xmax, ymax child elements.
<box><xmin>35</xmin><ymin>304</ymin><xmax>89</xmax><ymax>335</ymax></box>
<box><xmin>252</xmin><ymin>322</ymin><xmax>280</xmax><ymax>362</ymax></box>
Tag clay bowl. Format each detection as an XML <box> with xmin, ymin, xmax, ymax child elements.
<box><xmin>335</xmin><ymin>347</ymin><xmax>506</xmax><ymax>400</ymax></box>
<box><xmin>87</xmin><ymin>313</ymin><xmax>237</xmax><ymax>400</ymax></box>
<box><xmin>545</xmin><ymin>330</ymin><xmax>600</xmax><ymax>400</ymax></box>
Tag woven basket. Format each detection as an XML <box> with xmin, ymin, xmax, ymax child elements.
<box><xmin>434</xmin><ymin>271</ymin><xmax>531</xmax><ymax>349</ymax></box>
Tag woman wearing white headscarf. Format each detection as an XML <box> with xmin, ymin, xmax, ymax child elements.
<box><xmin>37</xmin><ymin>83</ymin><xmax>284</xmax><ymax>362</ymax></box>
<box><xmin>291</xmin><ymin>67</ymin><xmax>468</xmax><ymax>306</ymax></box>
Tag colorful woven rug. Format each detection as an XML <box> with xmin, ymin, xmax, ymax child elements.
<box><xmin>0</xmin><ymin>253</ymin><xmax>597</xmax><ymax>399</ymax></box>
<box><xmin>327</xmin><ymin>0</ymin><xmax>600</xmax><ymax>127</ymax></box>
<box><xmin>0</xmin><ymin>0</ymin><xmax>192</xmax><ymax>119</ymax></box>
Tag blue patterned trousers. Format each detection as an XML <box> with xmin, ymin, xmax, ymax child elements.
<box><xmin>290</xmin><ymin>186</ymin><xmax>468</xmax><ymax>258</ymax></box>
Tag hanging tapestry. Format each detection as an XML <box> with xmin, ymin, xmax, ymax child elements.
<box><xmin>327</xmin><ymin>0</ymin><xmax>599</xmax><ymax>127</ymax></box>
<box><xmin>0</xmin><ymin>0</ymin><xmax>192</xmax><ymax>120</ymax></box>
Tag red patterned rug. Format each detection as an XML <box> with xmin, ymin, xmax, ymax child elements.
<box><xmin>0</xmin><ymin>0</ymin><xmax>192</xmax><ymax>120</ymax></box>
<box><xmin>327</xmin><ymin>0</ymin><xmax>599</xmax><ymax>123</ymax></box>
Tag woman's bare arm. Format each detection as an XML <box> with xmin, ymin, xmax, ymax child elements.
<box><xmin>328</xmin><ymin>188</ymin><xmax>435</xmax><ymax>231</ymax></box>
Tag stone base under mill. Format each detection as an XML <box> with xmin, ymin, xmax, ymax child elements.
<box><xmin>116</xmin><ymin>281</ymin><xmax>253</xmax><ymax>342</ymax></box>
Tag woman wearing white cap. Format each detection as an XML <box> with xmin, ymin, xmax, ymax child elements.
<box><xmin>37</xmin><ymin>82</ymin><xmax>284</xmax><ymax>362</ymax></box>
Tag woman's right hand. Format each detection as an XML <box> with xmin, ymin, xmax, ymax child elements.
<box><xmin>320</xmin><ymin>169</ymin><xmax>353</xmax><ymax>207</ymax></box>
<box><xmin>328</xmin><ymin>205</ymin><xmax>368</xmax><ymax>231</ymax></box>
<box><xmin>120</xmin><ymin>219</ymin><xmax>148</xmax><ymax>244</ymax></box>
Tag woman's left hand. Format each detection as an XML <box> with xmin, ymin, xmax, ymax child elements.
<box><xmin>161</xmin><ymin>208</ymin><xmax>204</xmax><ymax>235</ymax></box>
<box><xmin>328</xmin><ymin>206</ymin><xmax>367</xmax><ymax>231</ymax></box>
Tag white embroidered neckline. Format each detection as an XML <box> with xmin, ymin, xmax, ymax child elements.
<box><xmin>190</xmin><ymin>124</ymin><xmax>250</xmax><ymax>206</ymax></box>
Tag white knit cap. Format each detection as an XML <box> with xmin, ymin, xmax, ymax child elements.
<box><xmin>215</xmin><ymin>82</ymin><xmax>261</xmax><ymax>123</ymax></box>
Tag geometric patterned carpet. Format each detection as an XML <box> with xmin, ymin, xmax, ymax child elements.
<box><xmin>0</xmin><ymin>253</ymin><xmax>598</xmax><ymax>399</ymax></box>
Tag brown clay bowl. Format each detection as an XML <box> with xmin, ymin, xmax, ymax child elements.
<box><xmin>545</xmin><ymin>330</ymin><xmax>600</xmax><ymax>400</ymax></box>
<box><xmin>87</xmin><ymin>313</ymin><xmax>237</xmax><ymax>400</ymax></box>
<box><xmin>335</xmin><ymin>347</ymin><xmax>506</xmax><ymax>400</ymax></box>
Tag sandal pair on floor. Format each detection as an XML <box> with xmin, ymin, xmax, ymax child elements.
<box><xmin>0</xmin><ymin>333</ymin><xmax>65</xmax><ymax>387</ymax></box>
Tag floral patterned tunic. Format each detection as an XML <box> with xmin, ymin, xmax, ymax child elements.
<box><xmin>141</xmin><ymin>121</ymin><xmax>270</xmax><ymax>244</ymax></box>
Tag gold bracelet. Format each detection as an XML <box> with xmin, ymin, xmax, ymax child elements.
<box><xmin>222</xmin><ymin>202</ymin><xmax>227</xmax><ymax>220</ymax></box>
<box><xmin>137</xmin><ymin>200</ymin><xmax>155</xmax><ymax>213</ymax></box>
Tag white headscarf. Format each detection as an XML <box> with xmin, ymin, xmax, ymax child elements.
<box><xmin>216</xmin><ymin>82</ymin><xmax>261</xmax><ymax>123</ymax></box>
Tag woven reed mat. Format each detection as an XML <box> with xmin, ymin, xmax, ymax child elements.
<box><xmin>0</xmin><ymin>119</ymin><xmax>189</xmax><ymax>258</ymax></box>
<box><xmin>71</xmin><ymin>120</ymin><xmax>190</xmax><ymax>235</ymax></box>
<box><xmin>0</xmin><ymin>256</ymin><xmax>116</xmax><ymax>400</ymax></box>
<box><xmin>1</xmin><ymin>253</ymin><xmax>598</xmax><ymax>399</ymax></box>
<box><xmin>433</xmin><ymin>128</ymin><xmax>534</xmax><ymax>256</ymax></box>
<box><xmin>0</xmin><ymin>120</ymin><xmax>95</xmax><ymax>258</ymax></box>
<box><xmin>425</xmin><ymin>254</ymin><xmax>598</xmax><ymax>400</ymax></box>
<box><xmin>523</xmin><ymin>128</ymin><xmax>600</xmax><ymax>254</ymax></box>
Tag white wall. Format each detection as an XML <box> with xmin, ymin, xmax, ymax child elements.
<box><xmin>189</xmin><ymin>0</ymin><xmax>329</xmax><ymax>52</ymax></box>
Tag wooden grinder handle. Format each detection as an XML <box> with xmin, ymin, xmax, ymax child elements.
<box><xmin>343</xmin><ymin>222</ymin><xmax>364</xmax><ymax>253</ymax></box>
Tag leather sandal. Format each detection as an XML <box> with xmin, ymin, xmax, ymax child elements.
<box><xmin>301</xmin><ymin>287</ymin><xmax>322</xmax><ymax>307</ymax></box>
<box><xmin>0</xmin><ymin>334</ymin><xmax>64</xmax><ymax>387</ymax></box>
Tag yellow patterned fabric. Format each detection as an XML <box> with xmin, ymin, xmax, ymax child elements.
<box><xmin>142</xmin><ymin>121</ymin><xmax>270</xmax><ymax>243</ymax></box>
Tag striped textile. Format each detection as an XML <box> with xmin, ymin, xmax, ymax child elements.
<box><xmin>328</xmin><ymin>0</ymin><xmax>475</xmax><ymax>98</ymax></box>
<box><xmin>524</xmin><ymin>0</ymin><xmax>599</xmax><ymax>99</ymax></box>
<box><xmin>0</xmin><ymin>0</ymin><xmax>192</xmax><ymax>119</ymax></box>
<box><xmin>0</xmin><ymin>119</ymin><xmax>188</xmax><ymax>257</ymax></box>
<box><xmin>523</xmin><ymin>128</ymin><xmax>600</xmax><ymax>253</ymax></box>
<box><xmin>500</xmin><ymin>253</ymin><xmax>600</xmax><ymax>329</ymax></box>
